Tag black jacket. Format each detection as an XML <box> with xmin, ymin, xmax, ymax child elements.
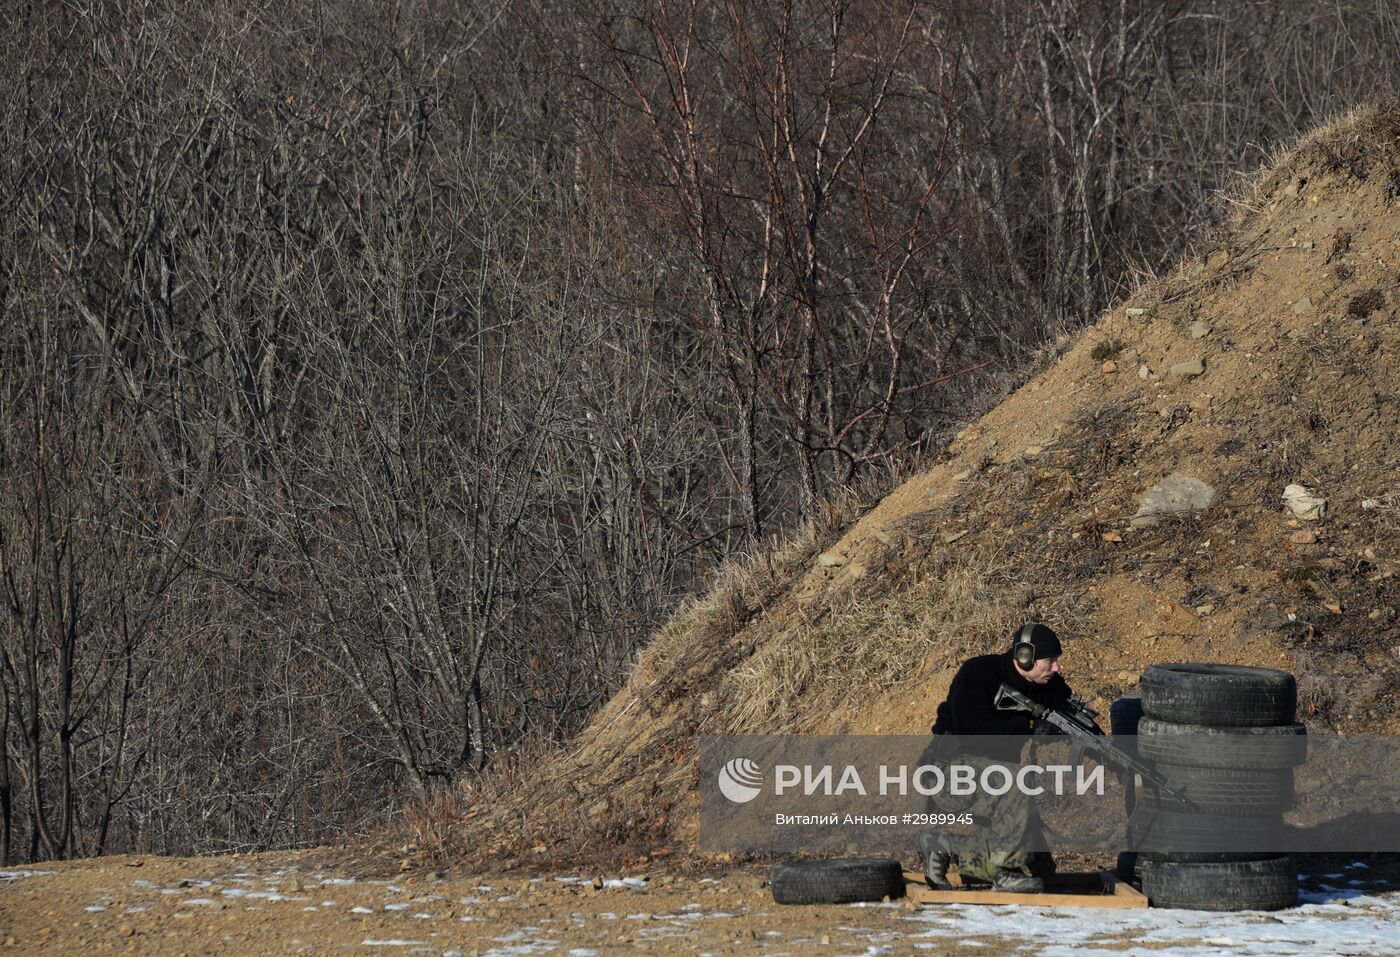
<box><xmin>929</xmin><ymin>652</ymin><xmax>1073</xmax><ymax>761</ymax></box>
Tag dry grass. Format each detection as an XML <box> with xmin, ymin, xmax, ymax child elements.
<box><xmin>630</xmin><ymin>467</ymin><xmax>917</xmax><ymax>703</ymax></box>
<box><xmin>1135</xmin><ymin>99</ymin><xmax>1400</xmax><ymax>313</ymax></box>
<box><xmin>721</xmin><ymin>547</ymin><xmax>1025</xmax><ymax>732</ymax></box>
<box><xmin>627</xmin><ymin>530</ymin><xmax>823</xmax><ymax>713</ymax></box>
<box><xmin>389</xmin><ymin>468</ymin><xmax>936</xmax><ymax>870</ymax></box>
<box><xmin>1248</xmin><ymin>98</ymin><xmax>1400</xmax><ymax>205</ymax></box>
<box><xmin>1089</xmin><ymin>339</ymin><xmax>1122</xmax><ymax>363</ymax></box>
<box><xmin>399</xmin><ymin>784</ymin><xmax>470</xmax><ymax>866</ymax></box>
<box><xmin>387</xmin><ymin>733</ymin><xmax>581</xmax><ymax>870</ymax></box>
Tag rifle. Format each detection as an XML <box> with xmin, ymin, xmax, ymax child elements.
<box><xmin>994</xmin><ymin>682</ymin><xmax>1195</xmax><ymax>807</ymax></box>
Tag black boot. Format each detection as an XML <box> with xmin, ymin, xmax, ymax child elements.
<box><xmin>917</xmin><ymin>831</ymin><xmax>954</xmax><ymax>890</ymax></box>
<box><xmin>991</xmin><ymin>868</ymin><xmax>1044</xmax><ymax>893</ymax></box>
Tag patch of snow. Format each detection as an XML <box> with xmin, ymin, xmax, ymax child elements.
<box><xmin>181</xmin><ymin>898</ymin><xmax>218</xmax><ymax>906</ymax></box>
<box><xmin>602</xmin><ymin>877</ymin><xmax>648</xmax><ymax>891</ymax></box>
<box><xmin>84</xmin><ymin>905</ymin><xmax>107</xmax><ymax>912</ymax></box>
<box><xmin>899</xmin><ymin>889</ymin><xmax>1400</xmax><ymax>957</ymax></box>
<box><xmin>321</xmin><ymin>877</ymin><xmax>357</xmax><ymax>885</ymax></box>
<box><xmin>223</xmin><ymin>887</ymin><xmax>294</xmax><ymax>901</ymax></box>
<box><xmin>0</xmin><ymin>869</ymin><xmax>55</xmax><ymax>882</ymax></box>
<box><xmin>384</xmin><ymin>902</ymin><xmax>410</xmax><ymax>911</ymax></box>
<box><xmin>478</xmin><ymin>929</ymin><xmax>560</xmax><ymax>957</ymax></box>
<box><xmin>350</xmin><ymin>906</ymin><xmax>375</xmax><ymax>914</ymax></box>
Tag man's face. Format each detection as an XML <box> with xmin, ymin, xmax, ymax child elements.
<box><xmin>1020</xmin><ymin>656</ymin><xmax>1061</xmax><ymax>684</ymax></box>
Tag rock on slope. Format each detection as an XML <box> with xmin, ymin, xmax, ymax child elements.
<box><xmin>447</xmin><ymin>104</ymin><xmax>1400</xmax><ymax>873</ymax></box>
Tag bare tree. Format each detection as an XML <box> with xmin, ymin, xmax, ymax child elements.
<box><xmin>3</xmin><ymin>0</ymin><xmax>1400</xmax><ymax>864</ymax></box>
<box><xmin>589</xmin><ymin>0</ymin><xmax>962</xmax><ymax>528</ymax></box>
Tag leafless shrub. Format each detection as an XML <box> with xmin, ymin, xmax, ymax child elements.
<box><xmin>1348</xmin><ymin>289</ymin><xmax>1386</xmax><ymax>320</ymax></box>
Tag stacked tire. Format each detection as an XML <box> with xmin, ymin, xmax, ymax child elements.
<box><xmin>1108</xmin><ymin>695</ymin><xmax>1144</xmax><ymax>886</ymax></box>
<box><xmin>1132</xmin><ymin>664</ymin><xmax>1304</xmax><ymax>911</ymax></box>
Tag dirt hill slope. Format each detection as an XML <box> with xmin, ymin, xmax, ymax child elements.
<box><xmin>443</xmin><ymin>104</ymin><xmax>1400</xmax><ymax>874</ymax></box>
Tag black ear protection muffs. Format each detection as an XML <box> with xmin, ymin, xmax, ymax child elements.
<box><xmin>1012</xmin><ymin>623</ymin><xmax>1037</xmax><ymax>671</ymax></box>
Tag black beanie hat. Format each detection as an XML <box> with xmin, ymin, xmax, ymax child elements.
<box><xmin>1013</xmin><ymin>622</ymin><xmax>1062</xmax><ymax>660</ymax></box>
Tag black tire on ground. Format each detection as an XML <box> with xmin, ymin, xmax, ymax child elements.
<box><xmin>1112</xmin><ymin>696</ymin><xmax>1147</xmax><ymax>819</ymax></box>
<box><xmin>1140</xmin><ymin>664</ymin><xmax>1296</xmax><ymax>727</ymax></box>
<box><xmin>1131</xmin><ymin>807</ymin><xmax>1281</xmax><ymax>856</ymax></box>
<box><xmin>1137</xmin><ymin>717</ymin><xmax>1307</xmax><ymax>769</ymax></box>
<box><xmin>1140</xmin><ymin>856</ymin><xmax>1297</xmax><ymax>911</ymax></box>
<box><xmin>769</xmin><ymin>858</ymin><xmax>906</xmax><ymax>905</ymax></box>
<box><xmin>1141</xmin><ymin>765</ymin><xmax>1294</xmax><ymax>817</ymax></box>
<box><xmin>1115</xmin><ymin>850</ymin><xmax>1141</xmax><ymax>886</ymax></box>
<box><xmin>1110</xmin><ymin>696</ymin><xmax>1144</xmax><ymax>754</ymax></box>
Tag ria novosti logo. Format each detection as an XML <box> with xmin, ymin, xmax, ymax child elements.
<box><xmin>717</xmin><ymin>757</ymin><xmax>764</xmax><ymax>803</ymax></box>
<box><xmin>715</xmin><ymin>755</ymin><xmax>1107</xmax><ymax>803</ymax></box>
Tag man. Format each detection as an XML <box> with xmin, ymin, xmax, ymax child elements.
<box><xmin>918</xmin><ymin>622</ymin><xmax>1075</xmax><ymax>893</ymax></box>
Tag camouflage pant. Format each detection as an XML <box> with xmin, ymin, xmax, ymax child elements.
<box><xmin>925</xmin><ymin>753</ymin><xmax>1055</xmax><ymax>884</ymax></box>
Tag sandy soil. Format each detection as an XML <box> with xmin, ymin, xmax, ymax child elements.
<box><xmin>0</xmin><ymin>852</ymin><xmax>952</xmax><ymax>956</ymax></box>
<box><xmin>4</xmin><ymin>852</ymin><xmax>1398</xmax><ymax>956</ymax></box>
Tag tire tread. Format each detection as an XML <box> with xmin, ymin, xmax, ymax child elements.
<box><xmin>770</xmin><ymin>858</ymin><xmax>905</xmax><ymax>905</ymax></box>
<box><xmin>1141</xmin><ymin>663</ymin><xmax>1296</xmax><ymax>726</ymax></box>
<box><xmin>1141</xmin><ymin>856</ymin><xmax>1297</xmax><ymax>911</ymax></box>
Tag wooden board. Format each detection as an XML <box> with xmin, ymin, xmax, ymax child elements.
<box><xmin>902</xmin><ymin>870</ymin><xmax>1149</xmax><ymax>909</ymax></box>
